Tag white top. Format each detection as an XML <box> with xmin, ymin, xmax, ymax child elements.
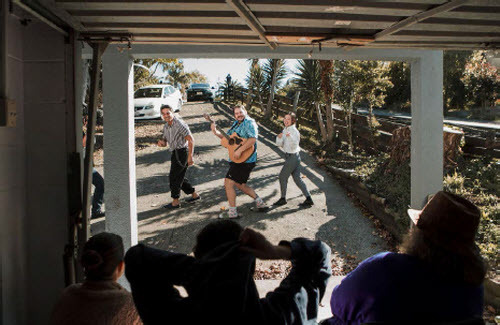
<box><xmin>276</xmin><ymin>125</ymin><xmax>301</xmax><ymax>154</ymax></box>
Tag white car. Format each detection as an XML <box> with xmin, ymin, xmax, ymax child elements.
<box><xmin>134</xmin><ymin>84</ymin><xmax>183</xmax><ymax>119</ymax></box>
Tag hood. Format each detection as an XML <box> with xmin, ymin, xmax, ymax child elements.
<box><xmin>134</xmin><ymin>97</ymin><xmax>162</xmax><ymax>106</ymax></box>
<box><xmin>188</xmin><ymin>241</ymin><xmax>263</xmax><ymax>323</ymax></box>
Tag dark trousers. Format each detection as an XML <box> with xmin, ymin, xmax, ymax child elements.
<box><xmin>169</xmin><ymin>148</ymin><xmax>195</xmax><ymax>199</ymax></box>
<box><xmin>92</xmin><ymin>168</ymin><xmax>104</xmax><ymax>214</ymax></box>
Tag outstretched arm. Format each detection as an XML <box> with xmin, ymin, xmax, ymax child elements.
<box><xmin>210</xmin><ymin>123</ymin><xmax>224</xmax><ymax>139</ymax></box>
<box><xmin>239</xmin><ymin>227</ymin><xmax>291</xmax><ymax>260</ymax></box>
<box><xmin>125</xmin><ymin>244</ymin><xmax>195</xmax><ymax>324</ymax></box>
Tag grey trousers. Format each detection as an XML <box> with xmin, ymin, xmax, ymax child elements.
<box><xmin>279</xmin><ymin>152</ymin><xmax>310</xmax><ymax>198</ymax></box>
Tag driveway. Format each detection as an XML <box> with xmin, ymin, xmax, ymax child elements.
<box><xmin>121</xmin><ymin>101</ymin><xmax>390</xmax><ymax>275</ymax></box>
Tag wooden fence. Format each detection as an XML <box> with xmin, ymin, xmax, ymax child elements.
<box><xmin>223</xmin><ymin>88</ymin><xmax>500</xmax><ymax>158</ymax></box>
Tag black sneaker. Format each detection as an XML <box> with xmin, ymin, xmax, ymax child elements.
<box><xmin>91</xmin><ymin>210</ymin><xmax>105</xmax><ymax>219</ymax></box>
<box><xmin>299</xmin><ymin>197</ymin><xmax>314</xmax><ymax>207</ymax></box>
<box><xmin>163</xmin><ymin>203</ymin><xmax>180</xmax><ymax>209</ymax></box>
<box><xmin>185</xmin><ymin>196</ymin><xmax>201</xmax><ymax>203</ymax></box>
<box><xmin>273</xmin><ymin>198</ymin><xmax>287</xmax><ymax>206</ymax></box>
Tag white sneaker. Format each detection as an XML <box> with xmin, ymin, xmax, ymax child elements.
<box><xmin>255</xmin><ymin>197</ymin><xmax>269</xmax><ymax>211</ymax></box>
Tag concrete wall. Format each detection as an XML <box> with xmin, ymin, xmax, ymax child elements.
<box><xmin>23</xmin><ymin>20</ymin><xmax>71</xmax><ymax>324</ymax></box>
<box><xmin>1</xmin><ymin>4</ymin><xmax>74</xmax><ymax>323</ymax></box>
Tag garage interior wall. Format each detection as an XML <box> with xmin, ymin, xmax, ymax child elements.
<box><xmin>1</xmin><ymin>2</ymin><xmax>75</xmax><ymax>323</ymax></box>
<box><xmin>1</xmin><ymin>1</ymin><xmax>27</xmax><ymax>323</ymax></box>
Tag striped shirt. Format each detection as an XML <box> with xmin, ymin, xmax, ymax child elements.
<box><xmin>227</xmin><ymin>116</ymin><xmax>258</xmax><ymax>163</ymax></box>
<box><xmin>162</xmin><ymin>117</ymin><xmax>192</xmax><ymax>151</ymax></box>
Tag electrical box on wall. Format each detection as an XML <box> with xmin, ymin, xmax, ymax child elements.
<box><xmin>0</xmin><ymin>98</ymin><xmax>16</xmax><ymax>127</ymax></box>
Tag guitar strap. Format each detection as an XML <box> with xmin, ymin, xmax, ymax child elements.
<box><xmin>228</xmin><ymin>121</ymin><xmax>242</xmax><ymax>136</ymax></box>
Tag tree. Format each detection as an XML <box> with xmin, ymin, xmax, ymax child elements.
<box><xmin>332</xmin><ymin>60</ymin><xmax>391</xmax><ymax>152</ymax></box>
<box><xmin>293</xmin><ymin>59</ymin><xmax>327</xmax><ymax>141</ymax></box>
<box><xmin>383</xmin><ymin>61</ymin><xmax>411</xmax><ymax>112</ymax></box>
<box><xmin>353</xmin><ymin>61</ymin><xmax>392</xmax><ymax>132</ymax></box>
<box><xmin>263</xmin><ymin>59</ymin><xmax>287</xmax><ymax>117</ymax></box>
<box><xmin>219</xmin><ymin>78</ymin><xmax>243</xmax><ymax>102</ymax></box>
<box><xmin>319</xmin><ymin>60</ymin><xmax>335</xmax><ymax>144</ymax></box>
<box><xmin>245</xmin><ymin>60</ymin><xmax>266</xmax><ymax>110</ymax></box>
<box><xmin>461</xmin><ymin>51</ymin><xmax>500</xmax><ymax>110</ymax></box>
<box><xmin>185</xmin><ymin>70</ymin><xmax>208</xmax><ymax>84</ymax></box>
<box><xmin>245</xmin><ymin>59</ymin><xmax>260</xmax><ymax>108</ymax></box>
<box><xmin>134</xmin><ymin>59</ymin><xmax>176</xmax><ymax>90</ymax></box>
<box><xmin>443</xmin><ymin>51</ymin><xmax>472</xmax><ymax>112</ymax></box>
<box><xmin>164</xmin><ymin>61</ymin><xmax>207</xmax><ymax>89</ymax></box>
<box><xmin>333</xmin><ymin>60</ymin><xmax>357</xmax><ymax>152</ymax></box>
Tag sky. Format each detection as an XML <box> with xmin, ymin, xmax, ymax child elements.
<box><xmin>179</xmin><ymin>59</ymin><xmax>297</xmax><ymax>87</ymax></box>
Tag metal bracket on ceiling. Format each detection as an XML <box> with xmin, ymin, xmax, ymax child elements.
<box><xmin>79</xmin><ymin>32</ymin><xmax>133</xmax><ymax>44</ymax></box>
<box><xmin>79</xmin><ymin>32</ymin><xmax>133</xmax><ymax>52</ymax></box>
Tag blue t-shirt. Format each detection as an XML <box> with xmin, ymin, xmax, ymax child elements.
<box><xmin>227</xmin><ymin>117</ymin><xmax>258</xmax><ymax>163</ymax></box>
<box><xmin>329</xmin><ymin>252</ymin><xmax>484</xmax><ymax>325</ymax></box>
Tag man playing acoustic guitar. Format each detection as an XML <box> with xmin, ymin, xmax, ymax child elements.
<box><xmin>210</xmin><ymin>105</ymin><xmax>268</xmax><ymax>218</ymax></box>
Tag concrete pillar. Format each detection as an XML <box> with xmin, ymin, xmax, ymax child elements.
<box><xmin>410</xmin><ymin>51</ymin><xmax>444</xmax><ymax>209</ymax></box>
<box><xmin>102</xmin><ymin>48</ymin><xmax>138</xmax><ymax>254</ymax></box>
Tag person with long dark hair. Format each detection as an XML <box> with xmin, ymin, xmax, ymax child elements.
<box><xmin>327</xmin><ymin>191</ymin><xmax>486</xmax><ymax>324</ymax></box>
<box><xmin>51</xmin><ymin>232</ymin><xmax>142</xmax><ymax>325</ymax></box>
<box><xmin>273</xmin><ymin>113</ymin><xmax>313</xmax><ymax>207</ymax></box>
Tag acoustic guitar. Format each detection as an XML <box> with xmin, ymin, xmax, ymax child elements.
<box><xmin>204</xmin><ymin>113</ymin><xmax>255</xmax><ymax>163</ymax></box>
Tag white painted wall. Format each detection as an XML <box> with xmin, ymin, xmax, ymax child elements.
<box><xmin>1</xmin><ymin>6</ymin><xmax>74</xmax><ymax>324</ymax></box>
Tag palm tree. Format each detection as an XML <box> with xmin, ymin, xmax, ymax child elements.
<box><xmin>245</xmin><ymin>61</ymin><xmax>266</xmax><ymax>110</ymax></box>
<box><xmin>185</xmin><ymin>70</ymin><xmax>208</xmax><ymax>84</ymax></box>
<box><xmin>293</xmin><ymin>59</ymin><xmax>327</xmax><ymax>141</ymax></box>
<box><xmin>134</xmin><ymin>59</ymin><xmax>177</xmax><ymax>90</ymax></box>
<box><xmin>163</xmin><ymin>61</ymin><xmax>208</xmax><ymax>88</ymax></box>
<box><xmin>263</xmin><ymin>59</ymin><xmax>287</xmax><ymax>117</ymax></box>
<box><xmin>164</xmin><ymin>61</ymin><xmax>185</xmax><ymax>87</ymax></box>
<box><xmin>319</xmin><ymin>60</ymin><xmax>335</xmax><ymax>144</ymax></box>
<box><xmin>245</xmin><ymin>59</ymin><xmax>259</xmax><ymax>108</ymax></box>
<box><xmin>220</xmin><ymin>78</ymin><xmax>244</xmax><ymax>102</ymax></box>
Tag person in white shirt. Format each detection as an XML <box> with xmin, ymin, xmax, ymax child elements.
<box><xmin>273</xmin><ymin>113</ymin><xmax>313</xmax><ymax>207</ymax></box>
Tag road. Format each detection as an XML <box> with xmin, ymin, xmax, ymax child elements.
<box><xmin>356</xmin><ymin>108</ymin><xmax>500</xmax><ymax>131</ymax></box>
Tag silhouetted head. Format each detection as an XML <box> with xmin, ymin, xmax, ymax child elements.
<box><xmin>193</xmin><ymin>220</ymin><xmax>244</xmax><ymax>259</ymax></box>
<box><xmin>81</xmin><ymin>232</ymin><xmax>125</xmax><ymax>281</ymax></box>
<box><xmin>402</xmin><ymin>191</ymin><xmax>486</xmax><ymax>285</ymax></box>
